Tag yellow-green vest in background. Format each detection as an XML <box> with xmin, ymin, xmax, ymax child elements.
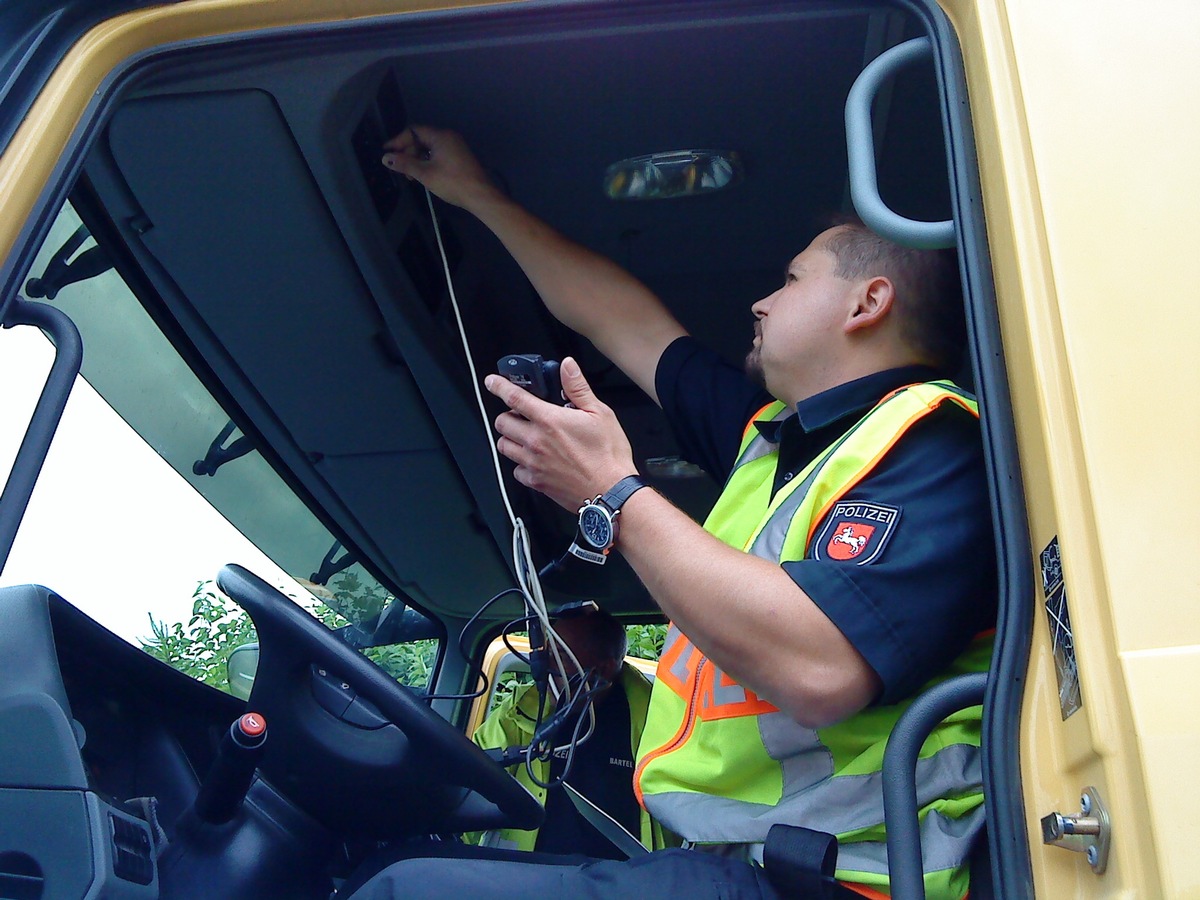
<box><xmin>472</xmin><ymin>664</ymin><xmax>675</xmax><ymax>853</ymax></box>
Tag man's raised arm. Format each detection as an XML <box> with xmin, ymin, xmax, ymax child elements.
<box><xmin>382</xmin><ymin>127</ymin><xmax>687</xmax><ymax>404</ymax></box>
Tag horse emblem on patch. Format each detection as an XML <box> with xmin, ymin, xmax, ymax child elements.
<box><xmin>813</xmin><ymin>501</ymin><xmax>901</xmax><ymax>565</ymax></box>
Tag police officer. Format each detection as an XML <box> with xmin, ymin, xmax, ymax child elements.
<box><xmin>470</xmin><ymin>609</ymin><xmax>672</xmax><ymax>856</ymax></box>
<box><xmin>355</xmin><ymin>127</ymin><xmax>997</xmax><ymax>899</ymax></box>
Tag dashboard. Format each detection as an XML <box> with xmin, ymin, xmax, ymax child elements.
<box><xmin>0</xmin><ymin>584</ymin><xmax>241</xmax><ymax>897</ymax></box>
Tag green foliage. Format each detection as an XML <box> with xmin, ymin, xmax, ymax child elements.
<box><xmin>322</xmin><ymin>570</ymin><xmax>390</xmax><ymax>627</ymax></box>
<box><xmin>140</xmin><ymin>578</ymin><xmax>437</xmax><ymax>694</ymax></box>
<box><xmin>316</xmin><ymin>571</ymin><xmax>438</xmax><ymax>688</ymax></box>
<box><xmin>140</xmin><ymin>578</ymin><xmax>661</xmax><ymax>698</ymax></box>
<box><xmin>625</xmin><ymin>623</ymin><xmax>668</xmax><ymax>661</ymax></box>
<box><xmin>140</xmin><ymin>581</ymin><xmax>258</xmax><ymax>689</ymax></box>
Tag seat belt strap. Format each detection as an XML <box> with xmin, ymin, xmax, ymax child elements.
<box><xmin>562</xmin><ymin>782</ymin><xmax>650</xmax><ymax>858</ymax></box>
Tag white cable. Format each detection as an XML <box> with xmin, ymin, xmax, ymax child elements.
<box><xmin>423</xmin><ymin>186</ymin><xmax>518</xmax><ymax>531</ymax></box>
<box><xmin>421</xmin><ymin>187</ymin><xmax>587</xmax><ymax>708</ymax></box>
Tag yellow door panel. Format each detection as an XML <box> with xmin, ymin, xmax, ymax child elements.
<box><xmin>945</xmin><ymin>0</ymin><xmax>1200</xmax><ymax>895</ymax></box>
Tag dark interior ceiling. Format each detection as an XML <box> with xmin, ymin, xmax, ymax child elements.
<box><xmin>79</xmin><ymin>0</ymin><xmax>948</xmax><ymax>621</ymax></box>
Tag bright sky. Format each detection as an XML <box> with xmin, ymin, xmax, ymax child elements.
<box><xmin>0</xmin><ymin>325</ymin><xmax>294</xmax><ymax>645</ymax></box>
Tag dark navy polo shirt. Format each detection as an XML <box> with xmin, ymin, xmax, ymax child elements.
<box><xmin>654</xmin><ymin>336</ymin><xmax>997</xmax><ymax>705</ymax></box>
<box><xmin>536</xmin><ymin>685</ymin><xmax>639</xmax><ymax>859</ymax></box>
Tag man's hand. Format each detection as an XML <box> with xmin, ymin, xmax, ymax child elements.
<box><xmin>383</xmin><ymin>126</ymin><xmax>686</xmax><ymax>403</ymax></box>
<box><xmin>381</xmin><ymin>126</ymin><xmax>500</xmax><ymax>212</ymax></box>
<box><xmin>484</xmin><ymin>357</ymin><xmax>637</xmax><ymax>511</ymax></box>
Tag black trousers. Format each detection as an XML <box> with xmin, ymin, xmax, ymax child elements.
<box><xmin>345</xmin><ymin>844</ymin><xmax>784</xmax><ymax>900</ymax></box>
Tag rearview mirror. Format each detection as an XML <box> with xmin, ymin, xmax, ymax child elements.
<box><xmin>226</xmin><ymin>642</ymin><xmax>260</xmax><ymax>701</ymax></box>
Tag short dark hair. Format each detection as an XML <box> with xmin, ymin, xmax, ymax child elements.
<box><xmin>555</xmin><ymin>609</ymin><xmax>627</xmax><ymax>664</ymax></box>
<box><xmin>823</xmin><ymin>215</ymin><xmax>966</xmax><ymax>372</ymax></box>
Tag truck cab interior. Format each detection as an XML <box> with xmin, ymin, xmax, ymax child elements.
<box><xmin>0</xmin><ymin>1</ymin><xmax>1032</xmax><ymax>897</ymax></box>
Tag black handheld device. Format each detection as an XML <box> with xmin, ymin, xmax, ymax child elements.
<box><xmin>497</xmin><ymin>354</ymin><xmax>563</xmax><ymax>403</ymax></box>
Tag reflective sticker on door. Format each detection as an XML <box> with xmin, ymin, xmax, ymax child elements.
<box><xmin>1041</xmin><ymin>537</ymin><xmax>1082</xmax><ymax>719</ymax></box>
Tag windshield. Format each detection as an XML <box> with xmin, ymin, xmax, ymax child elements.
<box><xmin>1</xmin><ymin>199</ymin><xmax>439</xmax><ymax>691</ymax></box>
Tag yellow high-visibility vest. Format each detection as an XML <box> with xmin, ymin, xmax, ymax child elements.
<box><xmin>635</xmin><ymin>381</ymin><xmax>991</xmax><ymax>900</ymax></box>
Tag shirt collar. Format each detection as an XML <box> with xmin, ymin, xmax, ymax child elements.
<box><xmin>754</xmin><ymin>365</ymin><xmax>943</xmax><ymax>442</ymax></box>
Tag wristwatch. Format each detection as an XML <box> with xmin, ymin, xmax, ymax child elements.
<box><xmin>567</xmin><ymin>475</ymin><xmax>650</xmax><ymax>565</ymax></box>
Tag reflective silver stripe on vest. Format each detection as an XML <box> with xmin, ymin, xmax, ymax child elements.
<box><xmin>677</xmin><ymin>804</ymin><xmax>986</xmax><ymax>878</ymax></box>
<box><xmin>642</xmin><ymin>740</ymin><xmax>981</xmax><ymax>860</ymax></box>
<box><xmin>663</xmin><ymin>623</ymin><xmax>691</xmax><ymax>683</ymax></box>
<box><xmin>728</xmin><ymin>404</ymin><xmax>792</xmax><ymax>476</ymax></box>
<box><xmin>757</xmin><ymin>708</ymin><xmax>837</xmax><ymax>803</ymax></box>
<box><xmin>835</xmin><ymin>805</ymin><xmax>987</xmax><ymax>877</ymax></box>
<box><xmin>705</xmin><ymin>676</ymin><xmax>748</xmax><ymax>708</ymax></box>
<box><xmin>745</xmin><ymin>420</ymin><xmax>863</xmax><ymax>561</ymax></box>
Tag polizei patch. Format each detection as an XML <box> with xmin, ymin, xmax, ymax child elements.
<box><xmin>812</xmin><ymin>501</ymin><xmax>901</xmax><ymax>566</ymax></box>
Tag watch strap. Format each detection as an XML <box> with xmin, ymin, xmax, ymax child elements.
<box><xmin>599</xmin><ymin>474</ymin><xmax>649</xmax><ymax>512</ymax></box>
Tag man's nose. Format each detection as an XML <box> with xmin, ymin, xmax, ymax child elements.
<box><xmin>751</xmin><ymin>290</ymin><xmax>776</xmax><ymax>318</ymax></box>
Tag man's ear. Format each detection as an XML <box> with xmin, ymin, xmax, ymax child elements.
<box><xmin>844</xmin><ymin>276</ymin><xmax>895</xmax><ymax>334</ymax></box>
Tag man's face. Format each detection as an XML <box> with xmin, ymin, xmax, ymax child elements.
<box><xmin>746</xmin><ymin>227</ymin><xmax>860</xmax><ymax>404</ymax></box>
<box><xmin>549</xmin><ymin>618</ymin><xmax>618</xmax><ymax>691</ymax></box>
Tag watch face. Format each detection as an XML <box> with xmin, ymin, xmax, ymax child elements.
<box><xmin>579</xmin><ymin>505</ymin><xmax>614</xmax><ymax>550</ymax></box>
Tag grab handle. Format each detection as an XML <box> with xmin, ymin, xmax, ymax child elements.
<box><xmin>845</xmin><ymin>37</ymin><xmax>955</xmax><ymax>249</ymax></box>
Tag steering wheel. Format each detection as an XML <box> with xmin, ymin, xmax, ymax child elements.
<box><xmin>217</xmin><ymin>563</ymin><xmax>543</xmax><ymax>837</ymax></box>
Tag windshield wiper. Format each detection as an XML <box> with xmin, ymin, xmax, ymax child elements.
<box><xmin>24</xmin><ymin>223</ymin><xmax>114</xmax><ymax>300</ymax></box>
<box><xmin>193</xmin><ymin>420</ymin><xmax>254</xmax><ymax>477</ymax></box>
<box><xmin>311</xmin><ymin>540</ymin><xmax>355</xmax><ymax>586</ymax></box>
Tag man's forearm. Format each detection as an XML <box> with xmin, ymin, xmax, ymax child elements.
<box><xmin>465</xmin><ymin>189</ymin><xmax>656</xmax><ymax>336</ymax></box>
<box><xmin>612</xmin><ymin>488</ymin><xmax>879</xmax><ymax>728</ymax></box>
<box><xmin>385</xmin><ymin>126</ymin><xmax>687</xmax><ymax>400</ymax></box>
<box><xmin>464</xmin><ymin>190</ymin><xmax>685</xmax><ymax>401</ymax></box>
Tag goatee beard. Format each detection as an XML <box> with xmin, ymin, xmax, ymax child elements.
<box><xmin>744</xmin><ymin>346</ymin><xmax>765</xmax><ymax>388</ymax></box>
<box><xmin>745</xmin><ymin>319</ymin><xmax>767</xmax><ymax>387</ymax></box>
